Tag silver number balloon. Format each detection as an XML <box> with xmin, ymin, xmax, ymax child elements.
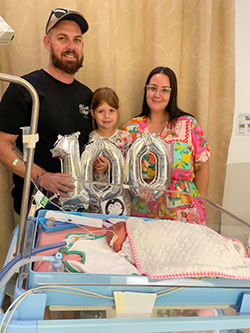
<box><xmin>125</xmin><ymin>133</ymin><xmax>172</xmax><ymax>198</ymax></box>
<box><xmin>50</xmin><ymin>132</ymin><xmax>89</xmax><ymax>210</ymax></box>
<box><xmin>81</xmin><ymin>138</ymin><xmax>124</xmax><ymax>202</ymax></box>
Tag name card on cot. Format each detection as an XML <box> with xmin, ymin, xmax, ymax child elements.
<box><xmin>44</xmin><ymin>211</ymin><xmax>103</xmax><ymax>228</ymax></box>
<box><xmin>114</xmin><ymin>291</ymin><xmax>156</xmax><ymax>318</ymax></box>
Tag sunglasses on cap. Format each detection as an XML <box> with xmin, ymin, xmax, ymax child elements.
<box><xmin>46</xmin><ymin>8</ymin><xmax>88</xmax><ymax>35</ymax></box>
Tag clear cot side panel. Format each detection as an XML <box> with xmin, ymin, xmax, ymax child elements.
<box><xmin>31</xmin><ymin>176</ymin><xmax>250</xmax><ymax>251</ymax></box>
<box><xmin>23</xmin><ymin>178</ymin><xmax>250</xmax><ymax>298</ymax></box>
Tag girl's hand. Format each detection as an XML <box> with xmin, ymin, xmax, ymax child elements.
<box><xmin>93</xmin><ymin>155</ymin><xmax>109</xmax><ymax>174</ymax></box>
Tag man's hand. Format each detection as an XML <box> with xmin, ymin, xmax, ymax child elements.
<box><xmin>38</xmin><ymin>172</ymin><xmax>75</xmax><ymax>197</ymax></box>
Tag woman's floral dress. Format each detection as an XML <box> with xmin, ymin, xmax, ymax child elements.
<box><xmin>123</xmin><ymin>115</ymin><xmax>212</xmax><ymax>224</ymax></box>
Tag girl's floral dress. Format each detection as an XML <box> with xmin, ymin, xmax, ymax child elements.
<box><xmin>123</xmin><ymin>115</ymin><xmax>212</xmax><ymax>224</ymax></box>
<box><xmin>89</xmin><ymin>129</ymin><xmax>133</xmax><ymax>157</ymax></box>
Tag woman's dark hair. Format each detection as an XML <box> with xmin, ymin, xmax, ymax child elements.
<box><xmin>139</xmin><ymin>66</ymin><xmax>192</xmax><ymax>122</ymax></box>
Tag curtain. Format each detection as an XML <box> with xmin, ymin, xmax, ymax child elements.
<box><xmin>0</xmin><ymin>0</ymin><xmax>235</xmax><ymax>265</ymax></box>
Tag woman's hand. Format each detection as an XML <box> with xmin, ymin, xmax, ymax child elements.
<box><xmin>139</xmin><ymin>188</ymin><xmax>153</xmax><ymax>203</ymax></box>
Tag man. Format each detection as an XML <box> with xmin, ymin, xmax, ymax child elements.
<box><xmin>0</xmin><ymin>8</ymin><xmax>93</xmax><ymax>215</ymax></box>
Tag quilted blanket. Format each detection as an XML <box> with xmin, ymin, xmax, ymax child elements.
<box><xmin>123</xmin><ymin>217</ymin><xmax>250</xmax><ymax>279</ymax></box>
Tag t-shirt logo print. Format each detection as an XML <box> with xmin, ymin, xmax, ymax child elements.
<box><xmin>79</xmin><ymin>104</ymin><xmax>89</xmax><ymax>118</ymax></box>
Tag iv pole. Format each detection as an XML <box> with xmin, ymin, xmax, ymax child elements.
<box><xmin>0</xmin><ymin>73</ymin><xmax>39</xmax><ymax>256</ymax></box>
<box><xmin>0</xmin><ymin>17</ymin><xmax>39</xmax><ymax>256</ymax></box>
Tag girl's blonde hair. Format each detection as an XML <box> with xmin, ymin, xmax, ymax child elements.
<box><xmin>91</xmin><ymin>87</ymin><xmax>120</xmax><ymax>128</ymax></box>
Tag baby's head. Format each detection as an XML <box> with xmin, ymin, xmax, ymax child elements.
<box><xmin>106</xmin><ymin>221</ymin><xmax>127</xmax><ymax>252</ymax></box>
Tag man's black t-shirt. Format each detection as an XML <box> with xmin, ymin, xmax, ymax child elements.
<box><xmin>0</xmin><ymin>69</ymin><xmax>93</xmax><ymax>214</ymax></box>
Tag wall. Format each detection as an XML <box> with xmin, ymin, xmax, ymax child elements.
<box><xmin>227</xmin><ymin>0</ymin><xmax>250</xmax><ymax>165</ymax></box>
<box><xmin>222</xmin><ymin>0</ymin><xmax>250</xmax><ymax>240</ymax></box>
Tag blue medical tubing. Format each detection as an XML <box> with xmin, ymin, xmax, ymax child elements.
<box><xmin>0</xmin><ymin>240</ymin><xmax>66</xmax><ymax>283</ymax></box>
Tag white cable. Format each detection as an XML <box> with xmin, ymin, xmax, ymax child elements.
<box><xmin>0</xmin><ymin>285</ymin><xmax>114</xmax><ymax>332</ymax></box>
<box><xmin>0</xmin><ymin>279</ymin><xmax>198</xmax><ymax>332</ymax></box>
<box><xmin>31</xmin><ymin>179</ymin><xmax>67</xmax><ymax>213</ymax></box>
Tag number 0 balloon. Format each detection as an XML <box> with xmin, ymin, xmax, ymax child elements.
<box><xmin>81</xmin><ymin>138</ymin><xmax>124</xmax><ymax>202</ymax></box>
<box><xmin>125</xmin><ymin>133</ymin><xmax>172</xmax><ymax>197</ymax></box>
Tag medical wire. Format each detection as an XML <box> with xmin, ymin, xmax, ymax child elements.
<box><xmin>31</xmin><ymin>179</ymin><xmax>67</xmax><ymax>213</ymax></box>
<box><xmin>32</xmin><ymin>178</ymin><xmax>117</xmax><ymax>237</ymax></box>
<box><xmin>32</xmin><ymin>179</ymin><xmax>109</xmax><ymax>241</ymax></box>
<box><xmin>0</xmin><ymin>285</ymin><xmax>114</xmax><ymax>332</ymax></box>
<box><xmin>156</xmin><ymin>279</ymin><xmax>198</xmax><ymax>297</ymax></box>
<box><xmin>0</xmin><ymin>285</ymin><xmax>188</xmax><ymax>333</ymax></box>
<box><xmin>0</xmin><ymin>282</ymin><xmax>191</xmax><ymax>333</ymax></box>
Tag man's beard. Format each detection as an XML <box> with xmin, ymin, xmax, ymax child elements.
<box><xmin>51</xmin><ymin>47</ymin><xmax>83</xmax><ymax>75</ymax></box>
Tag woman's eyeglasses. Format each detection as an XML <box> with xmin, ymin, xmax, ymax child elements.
<box><xmin>146</xmin><ymin>85</ymin><xmax>172</xmax><ymax>96</ymax></box>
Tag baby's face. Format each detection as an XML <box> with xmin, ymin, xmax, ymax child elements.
<box><xmin>106</xmin><ymin>222</ymin><xmax>127</xmax><ymax>252</ymax></box>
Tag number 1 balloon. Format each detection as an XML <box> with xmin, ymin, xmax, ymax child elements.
<box><xmin>50</xmin><ymin>132</ymin><xmax>89</xmax><ymax>210</ymax></box>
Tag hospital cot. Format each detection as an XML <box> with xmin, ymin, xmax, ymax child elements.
<box><xmin>1</xmin><ymin>192</ymin><xmax>250</xmax><ymax>333</ymax></box>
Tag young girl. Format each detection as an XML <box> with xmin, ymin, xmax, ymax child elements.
<box><xmin>88</xmin><ymin>87</ymin><xmax>133</xmax><ymax>213</ymax></box>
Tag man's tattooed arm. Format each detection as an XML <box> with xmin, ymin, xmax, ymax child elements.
<box><xmin>11</xmin><ymin>143</ymin><xmax>24</xmax><ymax>162</ymax></box>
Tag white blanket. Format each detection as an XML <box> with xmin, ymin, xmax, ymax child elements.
<box><xmin>122</xmin><ymin>217</ymin><xmax>250</xmax><ymax>279</ymax></box>
<box><xmin>64</xmin><ymin>236</ymin><xmax>139</xmax><ymax>275</ymax></box>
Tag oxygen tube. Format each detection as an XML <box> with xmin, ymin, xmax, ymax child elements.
<box><xmin>0</xmin><ymin>235</ymin><xmax>78</xmax><ymax>290</ymax></box>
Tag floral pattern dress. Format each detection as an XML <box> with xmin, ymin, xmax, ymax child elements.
<box><xmin>123</xmin><ymin>115</ymin><xmax>212</xmax><ymax>224</ymax></box>
<box><xmin>89</xmin><ymin>129</ymin><xmax>133</xmax><ymax>157</ymax></box>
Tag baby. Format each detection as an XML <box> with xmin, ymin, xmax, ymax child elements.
<box><xmin>106</xmin><ymin>221</ymin><xmax>135</xmax><ymax>266</ymax></box>
<box><xmin>105</xmin><ymin>217</ymin><xmax>250</xmax><ymax>282</ymax></box>
<box><xmin>106</xmin><ymin>221</ymin><xmax>127</xmax><ymax>253</ymax></box>
<box><xmin>105</xmin><ymin>219</ymin><xmax>244</xmax><ymax>324</ymax></box>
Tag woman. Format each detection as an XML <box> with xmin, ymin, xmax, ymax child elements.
<box><xmin>123</xmin><ymin>66</ymin><xmax>211</xmax><ymax>224</ymax></box>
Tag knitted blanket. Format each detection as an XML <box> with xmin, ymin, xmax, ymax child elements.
<box><xmin>123</xmin><ymin>217</ymin><xmax>250</xmax><ymax>279</ymax></box>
